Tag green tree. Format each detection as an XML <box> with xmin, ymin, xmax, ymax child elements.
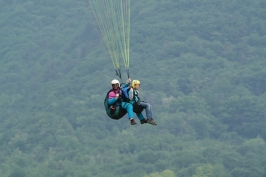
<box><xmin>144</xmin><ymin>169</ymin><xmax>176</xmax><ymax>177</ymax></box>
<box><xmin>193</xmin><ymin>164</ymin><xmax>229</xmax><ymax>177</ymax></box>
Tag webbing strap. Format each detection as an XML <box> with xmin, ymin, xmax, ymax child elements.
<box><xmin>115</xmin><ymin>69</ymin><xmax>122</xmax><ymax>82</ymax></box>
<box><xmin>126</xmin><ymin>68</ymin><xmax>130</xmax><ymax>79</ymax></box>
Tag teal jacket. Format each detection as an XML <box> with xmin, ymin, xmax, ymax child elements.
<box><xmin>128</xmin><ymin>88</ymin><xmax>140</xmax><ymax>104</ymax></box>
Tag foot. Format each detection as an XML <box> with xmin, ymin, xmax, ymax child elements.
<box><xmin>147</xmin><ymin>118</ymin><xmax>157</xmax><ymax>126</ymax></box>
<box><xmin>140</xmin><ymin>119</ymin><xmax>147</xmax><ymax>124</ymax></box>
<box><xmin>130</xmin><ymin>118</ymin><xmax>137</xmax><ymax>125</ymax></box>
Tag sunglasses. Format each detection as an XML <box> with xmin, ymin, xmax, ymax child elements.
<box><xmin>112</xmin><ymin>84</ymin><xmax>119</xmax><ymax>86</ymax></box>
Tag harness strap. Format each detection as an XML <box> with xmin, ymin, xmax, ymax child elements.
<box><xmin>126</xmin><ymin>68</ymin><xmax>130</xmax><ymax>79</ymax></box>
<box><xmin>115</xmin><ymin>69</ymin><xmax>123</xmax><ymax>83</ymax></box>
<box><xmin>115</xmin><ymin>68</ymin><xmax>130</xmax><ymax>83</ymax></box>
<box><xmin>133</xmin><ymin>89</ymin><xmax>140</xmax><ymax>103</ymax></box>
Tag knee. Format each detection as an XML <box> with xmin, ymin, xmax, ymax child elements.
<box><xmin>126</xmin><ymin>103</ymin><xmax>133</xmax><ymax>109</ymax></box>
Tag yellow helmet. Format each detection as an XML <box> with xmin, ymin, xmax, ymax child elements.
<box><xmin>131</xmin><ymin>80</ymin><xmax>140</xmax><ymax>88</ymax></box>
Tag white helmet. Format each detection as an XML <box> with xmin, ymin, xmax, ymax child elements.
<box><xmin>111</xmin><ymin>79</ymin><xmax>120</xmax><ymax>85</ymax></box>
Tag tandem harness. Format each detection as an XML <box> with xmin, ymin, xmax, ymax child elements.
<box><xmin>104</xmin><ymin>88</ymin><xmax>143</xmax><ymax>120</ymax></box>
<box><xmin>104</xmin><ymin>89</ymin><xmax>127</xmax><ymax>120</ymax></box>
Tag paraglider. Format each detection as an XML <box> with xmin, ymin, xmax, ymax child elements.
<box><xmin>89</xmin><ymin>0</ymin><xmax>157</xmax><ymax>125</ymax></box>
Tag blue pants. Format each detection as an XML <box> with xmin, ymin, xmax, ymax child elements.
<box><xmin>136</xmin><ymin>112</ymin><xmax>145</xmax><ymax>120</ymax></box>
<box><xmin>139</xmin><ymin>101</ymin><xmax>153</xmax><ymax>119</ymax></box>
<box><xmin>122</xmin><ymin>102</ymin><xmax>134</xmax><ymax>119</ymax></box>
<box><xmin>122</xmin><ymin>102</ymin><xmax>145</xmax><ymax>120</ymax></box>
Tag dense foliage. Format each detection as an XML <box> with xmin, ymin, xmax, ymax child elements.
<box><xmin>1</xmin><ymin>0</ymin><xmax>266</xmax><ymax>176</ymax></box>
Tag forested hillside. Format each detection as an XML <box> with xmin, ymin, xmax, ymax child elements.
<box><xmin>1</xmin><ymin>0</ymin><xmax>266</xmax><ymax>177</ymax></box>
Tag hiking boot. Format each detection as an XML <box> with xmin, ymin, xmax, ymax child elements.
<box><xmin>147</xmin><ymin>118</ymin><xmax>157</xmax><ymax>126</ymax></box>
<box><xmin>130</xmin><ymin>118</ymin><xmax>137</xmax><ymax>125</ymax></box>
<box><xmin>140</xmin><ymin>119</ymin><xmax>147</xmax><ymax>124</ymax></box>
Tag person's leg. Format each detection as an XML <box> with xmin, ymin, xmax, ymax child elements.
<box><xmin>122</xmin><ymin>102</ymin><xmax>133</xmax><ymax>119</ymax></box>
<box><xmin>136</xmin><ymin>112</ymin><xmax>147</xmax><ymax>124</ymax></box>
<box><xmin>122</xmin><ymin>102</ymin><xmax>136</xmax><ymax>125</ymax></box>
<box><xmin>139</xmin><ymin>102</ymin><xmax>152</xmax><ymax>118</ymax></box>
<box><xmin>139</xmin><ymin>102</ymin><xmax>157</xmax><ymax>125</ymax></box>
<box><xmin>136</xmin><ymin>112</ymin><xmax>144</xmax><ymax>120</ymax></box>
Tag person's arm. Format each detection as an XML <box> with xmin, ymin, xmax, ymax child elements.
<box><xmin>126</xmin><ymin>78</ymin><xmax>131</xmax><ymax>84</ymax></box>
<box><xmin>128</xmin><ymin>88</ymin><xmax>134</xmax><ymax>100</ymax></box>
<box><xmin>108</xmin><ymin>91</ymin><xmax>119</xmax><ymax>105</ymax></box>
<box><xmin>121</xmin><ymin>78</ymin><xmax>131</xmax><ymax>88</ymax></box>
<box><xmin>121</xmin><ymin>79</ymin><xmax>131</xmax><ymax>88</ymax></box>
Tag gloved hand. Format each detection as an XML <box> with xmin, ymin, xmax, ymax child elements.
<box><xmin>126</xmin><ymin>78</ymin><xmax>131</xmax><ymax>84</ymax></box>
<box><xmin>115</xmin><ymin>93</ymin><xmax>119</xmax><ymax>99</ymax></box>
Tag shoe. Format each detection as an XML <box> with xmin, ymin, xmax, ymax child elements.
<box><xmin>147</xmin><ymin>118</ymin><xmax>157</xmax><ymax>126</ymax></box>
<box><xmin>140</xmin><ymin>119</ymin><xmax>147</xmax><ymax>124</ymax></box>
<box><xmin>130</xmin><ymin>118</ymin><xmax>137</xmax><ymax>125</ymax></box>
